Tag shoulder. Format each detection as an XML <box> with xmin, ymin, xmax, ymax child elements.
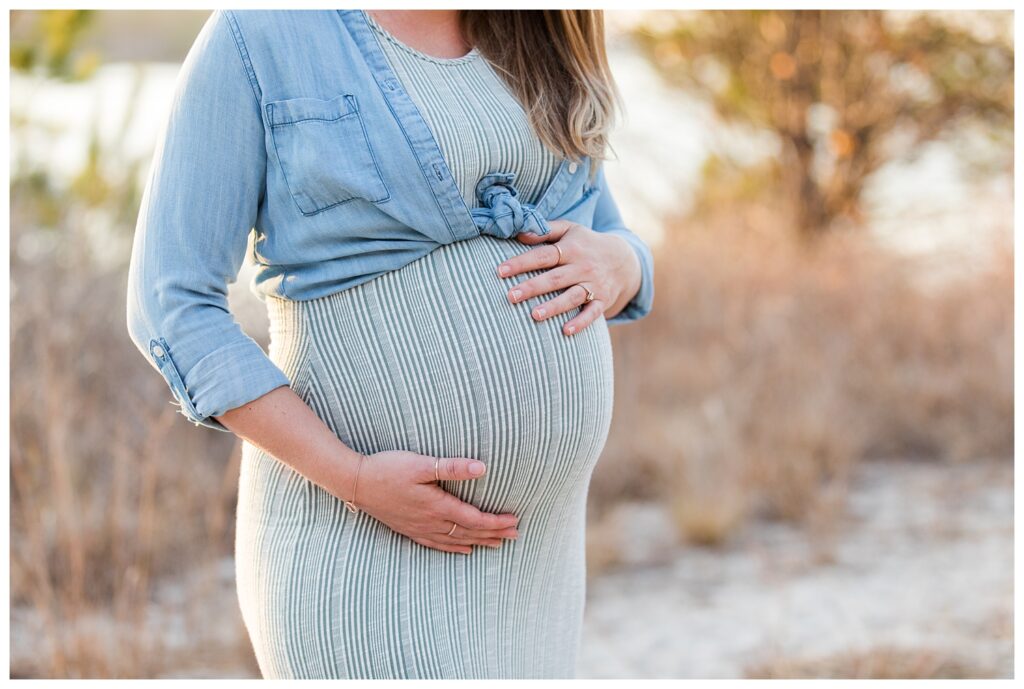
<box><xmin>219</xmin><ymin>9</ymin><xmax>341</xmax><ymax>47</ymax></box>
<box><xmin>214</xmin><ymin>9</ymin><xmax>355</xmax><ymax>88</ymax></box>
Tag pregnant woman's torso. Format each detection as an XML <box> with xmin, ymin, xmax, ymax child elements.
<box><xmin>237</xmin><ymin>16</ymin><xmax>616</xmax><ymax>676</ymax></box>
<box><xmin>262</xmin><ymin>13</ymin><xmax>617</xmax><ymax>516</ymax></box>
<box><xmin>267</xmin><ymin>234</ymin><xmax>614</xmax><ymax>518</ymax></box>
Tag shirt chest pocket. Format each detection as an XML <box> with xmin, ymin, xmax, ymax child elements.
<box><xmin>265</xmin><ymin>93</ymin><xmax>391</xmax><ymax>216</ymax></box>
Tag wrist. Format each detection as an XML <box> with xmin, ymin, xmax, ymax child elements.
<box><xmin>337</xmin><ymin>446</ymin><xmax>367</xmax><ymax>501</ymax></box>
<box><xmin>343</xmin><ymin>451</ymin><xmax>368</xmax><ymax>512</ymax></box>
<box><xmin>301</xmin><ymin>439</ymin><xmax>366</xmax><ymax>504</ymax></box>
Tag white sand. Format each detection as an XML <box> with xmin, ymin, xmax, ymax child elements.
<box><xmin>577</xmin><ymin>459</ymin><xmax>1013</xmax><ymax>678</ymax></box>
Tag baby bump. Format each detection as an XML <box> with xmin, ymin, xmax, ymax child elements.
<box><xmin>266</xmin><ymin>235</ymin><xmax>615</xmax><ymax>516</ymax></box>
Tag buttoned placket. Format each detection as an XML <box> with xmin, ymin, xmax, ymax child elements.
<box><xmin>337</xmin><ymin>9</ymin><xmax>585</xmax><ymax>243</ymax></box>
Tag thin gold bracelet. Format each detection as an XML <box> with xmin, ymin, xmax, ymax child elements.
<box><xmin>344</xmin><ymin>452</ymin><xmax>366</xmax><ymax>513</ymax></box>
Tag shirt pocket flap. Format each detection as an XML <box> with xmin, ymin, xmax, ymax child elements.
<box><xmin>265</xmin><ymin>93</ymin><xmax>356</xmax><ymax>127</ymax></box>
<box><xmin>264</xmin><ymin>92</ymin><xmax>391</xmax><ymax>215</ymax></box>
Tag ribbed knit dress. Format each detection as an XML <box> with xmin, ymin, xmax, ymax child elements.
<box><xmin>234</xmin><ymin>10</ymin><xmax>616</xmax><ymax>679</ymax></box>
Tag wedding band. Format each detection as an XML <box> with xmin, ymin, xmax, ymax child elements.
<box><xmin>554</xmin><ymin>243</ymin><xmax>564</xmax><ymax>266</ymax></box>
<box><xmin>579</xmin><ymin>284</ymin><xmax>595</xmax><ymax>303</ymax></box>
<box><xmin>447</xmin><ymin>522</ymin><xmax>458</xmax><ymax>536</ymax></box>
<box><xmin>435</xmin><ymin>457</ymin><xmax>440</xmax><ymax>482</ymax></box>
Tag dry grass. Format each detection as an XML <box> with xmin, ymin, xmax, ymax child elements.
<box><xmin>591</xmin><ymin>200</ymin><xmax>1013</xmax><ymax>552</ymax></box>
<box><xmin>9</xmin><ymin>242</ymin><xmax>254</xmax><ymax>677</ymax></box>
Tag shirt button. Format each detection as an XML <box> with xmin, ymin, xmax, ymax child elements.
<box><xmin>568</xmin><ymin>161</ymin><xmax>579</xmax><ymax>174</ymax></box>
<box><xmin>152</xmin><ymin>345</ymin><xmax>165</xmax><ymax>358</ymax></box>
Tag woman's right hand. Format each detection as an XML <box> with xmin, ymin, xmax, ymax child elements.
<box><xmin>212</xmin><ymin>386</ymin><xmax>516</xmax><ymax>555</ymax></box>
<box><xmin>339</xmin><ymin>450</ymin><xmax>520</xmax><ymax>555</ymax></box>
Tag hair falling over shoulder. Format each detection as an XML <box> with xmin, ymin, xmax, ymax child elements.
<box><xmin>461</xmin><ymin>10</ymin><xmax>625</xmax><ymax>184</ymax></box>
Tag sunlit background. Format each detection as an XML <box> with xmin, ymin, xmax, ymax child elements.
<box><xmin>9</xmin><ymin>9</ymin><xmax>1013</xmax><ymax>679</ymax></box>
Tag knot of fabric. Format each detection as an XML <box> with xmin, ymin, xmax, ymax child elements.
<box><xmin>470</xmin><ymin>172</ymin><xmax>551</xmax><ymax>239</ymax></box>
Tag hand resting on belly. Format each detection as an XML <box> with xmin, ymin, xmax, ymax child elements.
<box><xmin>215</xmin><ymin>385</ymin><xmax>521</xmax><ymax>555</ymax></box>
<box><xmin>497</xmin><ymin>218</ymin><xmax>643</xmax><ymax>336</ymax></box>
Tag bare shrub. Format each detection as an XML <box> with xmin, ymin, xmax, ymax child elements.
<box><xmin>10</xmin><ymin>249</ymin><xmax>249</xmax><ymax>677</ymax></box>
<box><xmin>593</xmin><ymin>205</ymin><xmax>1012</xmax><ymax>549</ymax></box>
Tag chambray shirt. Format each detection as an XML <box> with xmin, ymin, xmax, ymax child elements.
<box><xmin>126</xmin><ymin>9</ymin><xmax>655</xmax><ymax>432</ymax></box>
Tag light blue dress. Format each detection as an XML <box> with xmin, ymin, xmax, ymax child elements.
<box><xmin>127</xmin><ymin>9</ymin><xmax>646</xmax><ymax>678</ymax></box>
<box><xmin>234</xmin><ymin>12</ymin><xmax>614</xmax><ymax>679</ymax></box>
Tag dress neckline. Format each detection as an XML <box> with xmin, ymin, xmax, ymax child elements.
<box><xmin>362</xmin><ymin>10</ymin><xmax>480</xmax><ymax>66</ymax></box>
<box><xmin>338</xmin><ymin>9</ymin><xmax>583</xmax><ymax>243</ymax></box>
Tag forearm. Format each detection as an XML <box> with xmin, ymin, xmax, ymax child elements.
<box><xmin>214</xmin><ymin>384</ymin><xmax>361</xmax><ymax>500</ymax></box>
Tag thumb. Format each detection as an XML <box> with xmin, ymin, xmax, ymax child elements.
<box><xmin>516</xmin><ymin>219</ymin><xmax>573</xmax><ymax>244</ymax></box>
<box><xmin>426</xmin><ymin>456</ymin><xmax>488</xmax><ymax>483</ymax></box>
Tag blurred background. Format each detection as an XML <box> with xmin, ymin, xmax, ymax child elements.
<box><xmin>9</xmin><ymin>8</ymin><xmax>1013</xmax><ymax>679</ymax></box>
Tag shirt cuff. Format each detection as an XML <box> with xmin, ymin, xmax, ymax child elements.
<box><xmin>602</xmin><ymin>228</ymin><xmax>655</xmax><ymax>325</ymax></box>
<box><xmin>149</xmin><ymin>336</ymin><xmax>291</xmax><ymax>431</ymax></box>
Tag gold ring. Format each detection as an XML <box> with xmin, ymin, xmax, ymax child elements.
<box><xmin>435</xmin><ymin>457</ymin><xmax>440</xmax><ymax>482</ymax></box>
<box><xmin>554</xmin><ymin>243</ymin><xmax>564</xmax><ymax>266</ymax></box>
<box><xmin>579</xmin><ymin>284</ymin><xmax>595</xmax><ymax>303</ymax></box>
<box><xmin>447</xmin><ymin>522</ymin><xmax>458</xmax><ymax>536</ymax></box>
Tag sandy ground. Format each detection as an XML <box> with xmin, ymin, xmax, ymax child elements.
<box><xmin>577</xmin><ymin>459</ymin><xmax>1013</xmax><ymax>679</ymax></box>
<box><xmin>11</xmin><ymin>459</ymin><xmax>1012</xmax><ymax>678</ymax></box>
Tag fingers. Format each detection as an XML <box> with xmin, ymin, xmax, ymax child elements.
<box><xmin>411</xmin><ymin>524</ymin><xmax>520</xmax><ymax>555</ymax></box>
<box><xmin>412</xmin><ymin>536</ymin><xmax>473</xmax><ymax>555</ymax></box>
<box><xmin>427</xmin><ymin>460</ymin><xmax>516</xmax><ymax>531</ymax></box>
<box><xmin>407</xmin><ymin>455</ymin><xmax>522</xmax><ymax>554</ymax></box>
<box><xmin>423</xmin><ymin>456</ymin><xmax>487</xmax><ymax>483</ymax></box>
<box><xmin>442</xmin><ymin>494</ymin><xmax>520</xmax><ymax>531</ymax></box>
<box><xmin>530</xmin><ymin>284</ymin><xmax>591</xmax><ymax>323</ymax></box>
<box><xmin>436</xmin><ymin>523</ymin><xmax>519</xmax><ymax>548</ymax></box>
<box><xmin>506</xmin><ymin>265</ymin><xmax>576</xmax><ymax>304</ymax></box>
<box><xmin>562</xmin><ymin>299</ymin><xmax>605</xmax><ymax>336</ymax></box>
<box><xmin>497</xmin><ymin>244</ymin><xmax>561</xmax><ymax>278</ymax></box>
<box><xmin>514</xmin><ymin>219</ymin><xmax>575</xmax><ymax>245</ymax></box>
<box><xmin>441</xmin><ymin>524</ymin><xmax>519</xmax><ymax>541</ymax></box>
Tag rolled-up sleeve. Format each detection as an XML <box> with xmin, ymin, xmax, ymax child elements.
<box><xmin>589</xmin><ymin>164</ymin><xmax>655</xmax><ymax>324</ymax></box>
<box><xmin>126</xmin><ymin>10</ymin><xmax>290</xmax><ymax>431</ymax></box>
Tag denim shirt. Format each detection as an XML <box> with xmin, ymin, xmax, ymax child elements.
<box><xmin>126</xmin><ymin>9</ymin><xmax>655</xmax><ymax>432</ymax></box>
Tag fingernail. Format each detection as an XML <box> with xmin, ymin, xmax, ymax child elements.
<box><xmin>566</xmin><ymin>325</ymin><xmax>575</xmax><ymax>335</ymax></box>
<box><xmin>498</xmin><ymin>265</ymin><xmax>510</xmax><ymax>276</ymax></box>
<box><xmin>469</xmin><ymin>461</ymin><xmax>485</xmax><ymax>475</ymax></box>
<box><xmin>533</xmin><ymin>308</ymin><xmax>546</xmax><ymax>319</ymax></box>
<box><xmin>510</xmin><ymin>289</ymin><xmax>521</xmax><ymax>302</ymax></box>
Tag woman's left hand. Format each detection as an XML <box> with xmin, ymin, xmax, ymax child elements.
<box><xmin>496</xmin><ymin>220</ymin><xmax>642</xmax><ymax>336</ymax></box>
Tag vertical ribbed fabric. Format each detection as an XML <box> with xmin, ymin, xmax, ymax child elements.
<box><xmin>235</xmin><ymin>235</ymin><xmax>615</xmax><ymax>678</ymax></box>
<box><xmin>363</xmin><ymin>10</ymin><xmax>563</xmax><ymax>208</ymax></box>
<box><xmin>234</xmin><ymin>11</ymin><xmax>614</xmax><ymax>679</ymax></box>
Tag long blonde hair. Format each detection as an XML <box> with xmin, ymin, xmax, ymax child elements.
<box><xmin>461</xmin><ymin>10</ymin><xmax>624</xmax><ymax>184</ymax></box>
